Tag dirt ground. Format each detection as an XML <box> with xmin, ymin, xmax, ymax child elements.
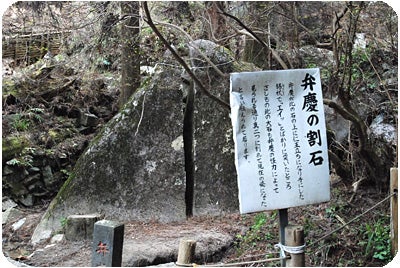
<box><xmin>2</xmin><ymin>183</ymin><xmax>393</xmax><ymax>267</ymax></box>
<box><xmin>2</xmin><ymin>208</ymin><xmax>245</xmax><ymax>267</ymax></box>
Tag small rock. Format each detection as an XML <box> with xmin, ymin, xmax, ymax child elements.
<box><xmin>31</xmin><ymin>228</ymin><xmax>53</xmax><ymax>244</ymax></box>
<box><xmin>12</xmin><ymin>217</ymin><xmax>26</xmax><ymax>231</ymax></box>
<box><xmin>19</xmin><ymin>195</ymin><xmax>34</xmax><ymax>207</ymax></box>
<box><xmin>28</xmin><ymin>167</ymin><xmax>41</xmax><ymax>173</ymax></box>
<box><xmin>370</xmin><ymin>122</ymin><xmax>396</xmax><ymax>144</ymax></box>
<box><xmin>24</xmin><ymin>173</ymin><xmax>41</xmax><ymax>185</ymax></box>
<box><xmin>2</xmin><ymin>198</ymin><xmax>18</xmax><ymax>211</ymax></box>
<box><xmin>42</xmin><ymin>165</ymin><xmax>55</xmax><ymax>188</ymax></box>
<box><xmin>2</xmin><ymin>207</ymin><xmax>23</xmax><ymax>224</ymax></box>
<box><xmin>80</xmin><ymin>112</ymin><xmax>99</xmax><ymax>127</ymax></box>
<box><xmin>27</xmin><ymin>181</ymin><xmax>45</xmax><ymax>192</ymax></box>
<box><xmin>50</xmin><ymin>234</ymin><xmax>65</xmax><ymax>244</ymax></box>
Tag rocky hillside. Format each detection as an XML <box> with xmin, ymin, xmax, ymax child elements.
<box><xmin>2</xmin><ymin>54</ymin><xmax>119</xmax><ymax>207</ymax></box>
<box><xmin>2</xmin><ymin>2</ymin><xmax>398</xmax><ymax>267</ymax></box>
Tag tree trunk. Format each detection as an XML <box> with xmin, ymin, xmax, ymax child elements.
<box><xmin>205</xmin><ymin>1</ymin><xmax>227</xmax><ymax>46</ymax></box>
<box><xmin>119</xmin><ymin>2</ymin><xmax>140</xmax><ymax>108</ymax></box>
<box><xmin>242</xmin><ymin>2</ymin><xmax>273</xmax><ymax>69</ymax></box>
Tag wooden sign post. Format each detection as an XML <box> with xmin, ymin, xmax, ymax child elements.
<box><xmin>391</xmin><ymin>167</ymin><xmax>398</xmax><ymax>256</ymax></box>
<box><xmin>285</xmin><ymin>225</ymin><xmax>305</xmax><ymax>267</ymax></box>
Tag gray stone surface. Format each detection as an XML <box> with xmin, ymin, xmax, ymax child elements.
<box><xmin>50</xmin><ymin>234</ymin><xmax>65</xmax><ymax>243</ymax></box>
<box><xmin>192</xmin><ymin>79</ymin><xmax>239</xmax><ymax>216</ymax></box>
<box><xmin>32</xmin><ymin>66</ymin><xmax>187</xmax><ymax>243</ymax></box>
<box><xmin>32</xmin><ymin>41</ymin><xmax>254</xmax><ymax>243</ymax></box>
<box><xmin>27</xmin><ymin>216</ymin><xmax>244</xmax><ymax>267</ymax></box>
<box><xmin>64</xmin><ymin>214</ymin><xmax>103</xmax><ymax>241</ymax></box>
<box><xmin>188</xmin><ymin>40</ymin><xmax>239</xmax><ymax>215</ymax></box>
<box><xmin>123</xmin><ymin>229</ymin><xmax>233</xmax><ymax>266</ymax></box>
<box><xmin>2</xmin><ymin>207</ymin><xmax>23</xmax><ymax>224</ymax></box>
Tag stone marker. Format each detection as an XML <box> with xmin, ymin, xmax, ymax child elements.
<box><xmin>92</xmin><ymin>220</ymin><xmax>124</xmax><ymax>267</ymax></box>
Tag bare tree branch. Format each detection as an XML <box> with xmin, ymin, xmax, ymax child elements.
<box><xmin>142</xmin><ymin>2</ymin><xmax>230</xmax><ymax>110</ymax></box>
<box><xmin>220</xmin><ymin>10</ymin><xmax>289</xmax><ymax>70</ymax></box>
<box><xmin>152</xmin><ymin>19</ymin><xmax>227</xmax><ymax>78</ymax></box>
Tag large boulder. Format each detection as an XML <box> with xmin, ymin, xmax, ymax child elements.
<box><xmin>32</xmin><ymin>67</ymin><xmax>187</xmax><ymax>243</ymax></box>
<box><xmin>187</xmin><ymin>39</ymin><xmax>239</xmax><ymax>215</ymax></box>
<box><xmin>32</xmin><ymin>40</ymin><xmax>254</xmax><ymax>243</ymax></box>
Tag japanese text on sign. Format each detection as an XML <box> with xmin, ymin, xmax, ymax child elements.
<box><xmin>230</xmin><ymin>68</ymin><xmax>330</xmax><ymax>214</ymax></box>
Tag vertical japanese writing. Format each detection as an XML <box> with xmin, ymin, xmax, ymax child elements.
<box><xmin>276</xmin><ymin>82</ymin><xmax>291</xmax><ymax>190</ymax></box>
<box><xmin>252</xmin><ymin>85</ymin><xmax>267</xmax><ymax>207</ymax></box>
<box><xmin>238</xmin><ymin>87</ymin><xmax>249</xmax><ymax>160</ymax></box>
<box><xmin>289</xmin><ymin>83</ymin><xmax>304</xmax><ymax>200</ymax></box>
<box><xmin>264</xmin><ymin>84</ymin><xmax>278</xmax><ymax>194</ymax></box>
<box><xmin>276</xmin><ymin>83</ymin><xmax>285</xmax><ymax>119</ymax></box>
<box><xmin>264</xmin><ymin>85</ymin><xmax>279</xmax><ymax>193</ymax></box>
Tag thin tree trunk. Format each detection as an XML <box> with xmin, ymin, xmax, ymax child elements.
<box><xmin>119</xmin><ymin>2</ymin><xmax>140</xmax><ymax>108</ymax></box>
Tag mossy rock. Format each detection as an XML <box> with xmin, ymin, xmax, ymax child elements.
<box><xmin>232</xmin><ymin>60</ymin><xmax>260</xmax><ymax>73</ymax></box>
<box><xmin>31</xmin><ymin>65</ymin><xmax>187</xmax><ymax>243</ymax></box>
<box><xmin>2</xmin><ymin>135</ymin><xmax>31</xmax><ymax>162</ymax></box>
<box><xmin>2</xmin><ymin>78</ymin><xmax>18</xmax><ymax>97</ymax></box>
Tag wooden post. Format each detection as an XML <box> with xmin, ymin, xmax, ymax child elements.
<box><xmin>285</xmin><ymin>225</ymin><xmax>305</xmax><ymax>267</ymax></box>
<box><xmin>278</xmin><ymin>209</ymin><xmax>288</xmax><ymax>267</ymax></box>
<box><xmin>64</xmin><ymin>214</ymin><xmax>102</xmax><ymax>241</ymax></box>
<box><xmin>176</xmin><ymin>239</ymin><xmax>196</xmax><ymax>266</ymax></box>
<box><xmin>391</xmin><ymin>168</ymin><xmax>398</xmax><ymax>256</ymax></box>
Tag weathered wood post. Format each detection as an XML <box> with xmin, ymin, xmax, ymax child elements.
<box><xmin>391</xmin><ymin>167</ymin><xmax>398</xmax><ymax>256</ymax></box>
<box><xmin>91</xmin><ymin>220</ymin><xmax>124</xmax><ymax>267</ymax></box>
<box><xmin>285</xmin><ymin>225</ymin><xmax>305</xmax><ymax>267</ymax></box>
<box><xmin>64</xmin><ymin>214</ymin><xmax>102</xmax><ymax>241</ymax></box>
<box><xmin>176</xmin><ymin>239</ymin><xmax>196</xmax><ymax>266</ymax></box>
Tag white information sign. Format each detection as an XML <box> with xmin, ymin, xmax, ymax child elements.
<box><xmin>230</xmin><ymin>68</ymin><xmax>330</xmax><ymax>214</ymax></box>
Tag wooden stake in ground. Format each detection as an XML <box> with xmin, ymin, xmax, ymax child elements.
<box><xmin>285</xmin><ymin>225</ymin><xmax>305</xmax><ymax>267</ymax></box>
<box><xmin>391</xmin><ymin>167</ymin><xmax>398</xmax><ymax>256</ymax></box>
<box><xmin>176</xmin><ymin>239</ymin><xmax>196</xmax><ymax>265</ymax></box>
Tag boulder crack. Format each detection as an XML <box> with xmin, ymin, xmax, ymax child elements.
<box><xmin>182</xmin><ymin>78</ymin><xmax>195</xmax><ymax>218</ymax></box>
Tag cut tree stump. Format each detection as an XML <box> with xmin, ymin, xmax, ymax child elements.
<box><xmin>176</xmin><ymin>239</ymin><xmax>196</xmax><ymax>265</ymax></box>
<box><xmin>64</xmin><ymin>214</ymin><xmax>103</xmax><ymax>241</ymax></box>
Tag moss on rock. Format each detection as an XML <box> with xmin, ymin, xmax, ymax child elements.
<box><xmin>2</xmin><ymin>135</ymin><xmax>30</xmax><ymax>162</ymax></box>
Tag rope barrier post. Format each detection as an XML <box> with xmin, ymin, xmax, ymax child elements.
<box><xmin>278</xmin><ymin>209</ymin><xmax>288</xmax><ymax>267</ymax></box>
<box><xmin>285</xmin><ymin>225</ymin><xmax>305</xmax><ymax>267</ymax></box>
<box><xmin>391</xmin><ymin>167</ymin><xmax>398</xmax><ymax>256</ymax></box>
<box><xmin>176</xmin><ymin>239</ymin><xmax>196</xmax><ymax>266</ymax></box>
